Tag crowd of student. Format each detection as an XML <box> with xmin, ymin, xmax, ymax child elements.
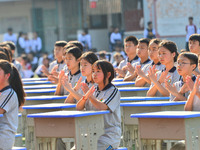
<box><xmin>2</xmin><ymin>32</ymin><xmax>200</xmax><ymax>149</ymax></box>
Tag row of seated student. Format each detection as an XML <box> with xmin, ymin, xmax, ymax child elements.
<box><xmin>1</xmin><ymin>34</ymin><xmax>200</xmax><ymax>149</ymax></box>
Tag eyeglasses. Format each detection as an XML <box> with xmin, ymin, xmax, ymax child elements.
<box><xmin>177</xmin><ymin>62</ymin><xmax>193</xmax><ymax>66</ymax></box>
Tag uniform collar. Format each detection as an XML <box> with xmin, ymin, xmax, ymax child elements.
<box><xmin>69</xmin><ymin>70</ymin><xmax>81</xmax><ymax>76</ymax></box>
<box><xmin>57</xmin><ymin>60</ymin><xmax>64</xmax><ymax>64</ymax></box>
<box><xmin>128</xmin><ymin>55</ymin><xmax>139</xmax><ymax>63</ymax></box>
<box><xmin>141</xmin><ymin>58</ymin><xmax>151</xmax><ymax>65</ymax></box>
<box><xmin>96</xmin><ymin>83</ymin><xmax>113</xmax><ymax>91</ymax></box>
<box><xmin>152</xmin><ymin>61</ymin><xmax>161</xmax><ymax>65</ymax></box>
<box><xmin>162</xmin><ymin>66</ymin><xmax>176</xmax><ymax>73</ymax></box>
<box><xmin>0</xmin><ymin>85</ymin><xmax>11</xmax><ymax>92</ymax></box>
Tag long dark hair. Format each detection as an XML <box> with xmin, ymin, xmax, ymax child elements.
<box><xmin>0</xmin><ymin>60</ymin><xmax>25</xmax><ymax>107</ymax></box>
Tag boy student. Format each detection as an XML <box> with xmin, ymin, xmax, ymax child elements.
<box><xmin>165</xmin><ymin>52</ymin><xmax>198</xmax><ymax>101</ymax></box>
<box><xmin>42</xmin><ymin>41</ymin><xmax>67</xmax><ymax>77</ymax></box>
<box><xmin>135</xmin><ymin>38</ymin><xmax>165</xmax><ymax>87</ymax></box>
<box><xmin>124</xmin><ymin>38</ymin><xmax>151</xmax><ymax>81</ymax></box>
<box><xmin>189</xmin><ymin>34</ymin><xmax>200</xmax><ymax>75</ymax></box>
<box><xmin>115</xmin><ymin>36</ymin><xmax>140</xmax><ymax>78</ymax></box>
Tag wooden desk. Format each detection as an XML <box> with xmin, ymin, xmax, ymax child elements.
<box><xmin>118</xmin><ymin>87</ymin><xmax>149</xmax><ymax>97</ymax></box>
<box><xmin>28</xmin><ymin>110</ymin><xmax>109</xmax><ymax>150</ymax></box>
<box><xmin>120</xmin><ymin>97</ymin><xmax>169</xmax><ymax>103</ymax></box>
<box><xmin>22</xmin><ymin>103</ymin><xmax>76</xmax><ymax>150</ymax></box>
<box><xmin>23</xmin><ymin>81</ymin><xmax>53</xmax><ymax>86</ymax></box>
<box><xmin>121</xmin><ymin>101</ymin><xmax>186</xmax><ymax>149</ymax></box>
<box><xmin>113</xmin><ymin>81</ymin><xmax>135</xmax><ymax>87</ymax></box>
<box><xmin>22</xmin><ymin>78</ymin><xmax>48</xmax><ymax>82</ymax></box>
<box><xmin>131</xmin><ymin>111</ymin><xmax>200</xmax><ymax>150</ymax></box>
<box><xmin>25</xmin><ymin>89</ymin><xmax>56</xmax><ymax>96</ymax></box>
<box><xmin>23</xmin><ymin>84</ymin><xmax>57</xmax><ymax>90</ymax></box>
<box><xmin>25</xmin><ymin>95</ymin><xmax>67</xmax><ymax>105</ymax></box>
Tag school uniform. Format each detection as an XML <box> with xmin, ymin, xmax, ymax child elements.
<box><xmin>192</xmin><ymin>93</ymin><xmax>200</xmax><ymax>111</ymax></box>
<box><xmin>85</xmin><ymin>83</ymin><xmax>121</xmax><ymax>149</ymax></box>
<box><xmin>125</xmin><ymin>58</ymin><xmax>152</xmax><ymax>80</ymax></box>
<box><xmin>170</xmin><ymin>76</ymin><xmax>196</xmax><ymax>101</ymax></box>
<box><xmin>0</xmin><ymin>86</ymin><xmax>18</xmax><ymax>150</ymax></box>
<box><xmin>12</xmin><ymin>59</ymin><xmax>24</xmax><ymax>78</ymax></box>
<box><xmin>149</xmin><ymin>66</ymin><xmax>181</xmax><ymax>97</ymax></box>
<box><xmin>118</xmin><ymin>56</ymin><xmax>140</xmax><ymax>70</ymax></box>
<box><xmin>49</xmin><ymin>60</ymin><xmax>65</xmax><ymax>73</ymax></box>
<box><xmin>60</xmin><ymin>70</ymin><xmax>83</xmax><ymax>95</ymax></box>
<box><xmin>141</xmin><ymin>61</ymin><xmax>165</xmax><ymax>87</ymax></box>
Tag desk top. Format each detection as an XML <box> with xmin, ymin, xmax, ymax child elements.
<box><xmin>118</xmin><ymin>87</ymin><xmax>149</xmax><ymax>91</ymax></box>
<box><xmin>25</xmin><ymin>89</ymin><xmax>56</xmax><ymax>94</ymax></box>
<box><xmin>112</xmin><ymin>81</ymin><xmax>135</xmax><ymax>86</ymax></box>
<box><xmin>24</xmin><ymin>84</ymin><xmax>57</xmax><ymax>90</ymax></box>
<box><xmin>22</xmin><ymin>78</ymin><xmax>48</xmax><ymax>82</ymax></box>
<box><xmin>120</xmin><ymin>97</ymin><xmax>169</xmax><ymax>101</ymax></box>
<box><xmin>27</xmin><ymin>110</ymin><xmax>110</xmax><ymax>118</ymax></box>
<box><xmin>131</xmin><ymin>111</ymin><xmax>200</xmax><ymax>118</ymax></box>
<box><xmin>23</xmin><ymin>81</ymin><xmax>52</xmax><ymax>85</ymax></box>
<box><xmin>121</xmin><ymin>101</ymin><xmax>186</xmax><ymax>107</ymax></box>
<box><xmin>12</xmin><ymin>147</ymin><xmax>27</xmax><ymax>150</ymax></box>
<box><xmin>23</xmin><ymin>103</ymin><xmax>76</xmax><ymax>109</ymax></box>
<box><xmin>113</xmin><ymin>78</ymin><xmax>123</xmax><ymax>82</ymax></box>
<box><xmin>18</xmin><ymin>113</ymin><xmax>22</xmax><ymax>117</ymax></box>
<box><xmin>26</xmin><ymin>95</ymin><xmax>67</xmax><ymax>101</ymax></box>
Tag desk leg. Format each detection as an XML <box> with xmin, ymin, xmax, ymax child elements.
<box><xmin>75</xmin><ymin>115</ymin><xmax>104</xmax><ymax>150</ymax></box>
<box><xmin>62</xmin><ymin>138</ymin><xmax>75</xmax><ymax>150</ymax></box>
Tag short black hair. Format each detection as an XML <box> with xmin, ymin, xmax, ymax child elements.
<box><xmin>93</xmin><ymin>60</ymin><xmax>114</xmax><ymax>85</ymax></box>
<box><xmin>8</xmin><ymin>28</ymin><xmax>12</xmax><ymax>32</ymax></box>
<box><xmin>54</xmin><ymin>41</ymin><xmax>67</xmax><ymax>47</ymax></box>
<box><xmin>178</xmin><ymin>52</ymin><xmax>198</xmax><ymax>70</ymax></box>
<box><xmin>150</xmin><ymin>38</ymin><xmax>162</xmax><ymax>45</ymax></box>
<box><xmin>80</xmin><ymin>51</ymin><xmax>98</xmax><ymax>65</ymax></box>
<box><xmin>68</xmin><ymin>41</ymin><xmax>84</xmax><ymax>52</ymax></box>
<box><xmin>124</xmin><ymin>36</ymin><xmax>138</xmax><ymax>46</ymax></box>
<box><xmin>159</xmin><ymin>40</ymin><xmax>178</xmax><ymax>62</ymax></box>
<box><xmin>148</xmin><ymin>21</ymin><xmax>152</xmax><ymax>26</ymax></box>
<box><xmin>6</xmin><ymin>41</ymin><xmax>16</xmax><ymax>50</ymax></box>
<box><xmin>65</xmin><ymin>47</ymin><xmax>82</xmax><ymax>60</ymax></box>
<box><xmin>0</xmin><ymin>51</ymin><xmax>9</xmax><ymax>61</ymax></box>
<box><xmin>139</xmin><ymin>38</ymin><xmax>150</xmax><ymax>46</ymax></box>
<box><xmin>189</xmin><ymin>34</ymin><xmax>200</xmax><ymax>45</ymax></box>
<box><xmin>189</xmin><ymin>16</ymin><xmax>193</xmax><ymax>20</ymax></box>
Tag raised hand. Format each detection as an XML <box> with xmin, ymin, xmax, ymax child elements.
<box><xmin>81</xmin><ymin>83</ymin><xmax>90</xmax><ymax>94</ymax></box>
<box><xmin>164</xmin><ymin>75</ymin><xmax>177</xmax><ymax>94</ymax></box>
<box><xmin>148</xmin><ymin>66</ymin><xmax>157</xmax><ymax>82</ymax></box>
<box><xmin>185</xmin><ymin>75</ymin><xmax>195</xmax><ymax>91</ymax></box>
<box><xmin>158</xmin><ymin>69</ymin><xmax>168</xmax><ymax>83</ymax></box>
<box><xmin>126</xmin><ymin>62</ymin><xmax>135</xmax><ymax>75</ymax></box>
<box><xmin>61</xmin><ymin>75</ymin><xmax>73</xmax><ymax>91</ymax></box>
<box><xmin>41</xmin><ymin>65</ymin><xmax>49</xmax><ymax>76</ymax></box>
<box><xmin>83</xmin><ymin>85</ymin><xmax>95</xmax><ymax>100</ymax></box>
<box><xmin>135</xmin><ymin>65</ymin><xmax>145</xmax><ymax>77</ymax></box>
<box><xmin>191</xmin><ymin>75</ymin><xmax>200</xmax><ymax>95</ymax></box>
<box><xmin>74</xmin><ymin>77</ymin><xmax>82</xmax><ymax>91</ymax></box>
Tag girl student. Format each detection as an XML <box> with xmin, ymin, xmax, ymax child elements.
<box><xmin>76</xmin><ymin>60</ymin><xmax>121</xmax><ymax>150</ymax></box>
<box><xmin>62</xmin><ymin>51</ymin><xmax>98</xmax><ymax>103</ymax></box>
<box><xmin>147</xmin><ymin>40</ymin><xmax>180</xmax><ymax>97</ymax></box>
<box><xmin>135</xmin><ymin>38</ymin><xmax>165</xmax><ymax>87</ymax></box>
<box><xmin>55</xmin><ymin>46</ymin><xmax>82</xmax><ymax>95</ymax></box>
<box><xmin>165</xmin><ymin>52</ymin><xmax>198</xmax><ymax>101</ymax></box>
<box><xmin>185</xmin><ymin>55</ymin><xmax>200</xmax><ymax>111</ymax></box>
<box><xmin>0</xmin><ymin>60</ymin><xmax>25</xmax><ymax>149</ymax></box>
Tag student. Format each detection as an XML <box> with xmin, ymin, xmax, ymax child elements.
<box><xmin>112</xmin><ymin>52</ymin><xmax>124</xmax><ymax>68</ymax></box>
<box><xmin>144</xmin><ymin>21</ymin><xmax>156</xmax><ymax>39</ymax></box>
<box><xmin>147</xmin><ymin>40</ymin><xmax>180</xmax><ymax>97</ymax></box>
<box><xmin>62</xmin><ymin>51</ymin><xmax>98</xmax><ymax>103</ymax></box>
<box><xmin>0</xmin><ymin>60</ymin><xmax>25</xmax><ymax>149</ymax></box>
<box><xmin>115</xmin><ymin>36</ymin><xmax>139</xmax><ymax>78</ymax></box>
<box><xmin>35</xmin><ymin>55</ymin><xmax>50</xmax><ymax>77</ymax></box>
<box><xmin>20</xmin><ymin>54</ymin><xmax>34</xmax><ymax>78</ymax></box>
<box><xmin>55</xmin><ymin>47</ymin><xmax>82</xmax><ymax>95</ymax></box>
<box><xmin>76</xmin><ymin>60</ymin><xmax>121</xmax><ymax>150</ymax></box>
<box><xmin>165</xmin><ymin>52</ymin><xmax>197</xmax><ymax>101</ymax></box>
<box><xmin>110</xmin><ymin>27</ymin><xmax>122</xmax><ymax>51</ymax></box>
<box><xmin>42</xmin><ymin>41</ymin><xmax>67</xmax><ymax>77</ymax></box>
<box><xmin>67</xmin><ymin>40</ymin><xmax>84</xmax><ymax>52</ymax></box>
<box><xmin>31</xmin><ymin>32</ymin><xmax>42</xmax><ymax>55</ymax></box>
<box><xmin>124</xmin><ymin>38</ymin><xmax>152</xmax><ymax>81</ymax></box>
<box><xmin>135</xmin><ymin>38</ymin><xmax>164</xmax><ymax>87</ymax></box>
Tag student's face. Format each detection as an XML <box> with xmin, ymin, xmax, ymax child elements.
<box><xmin>0</xmin><ymin>68</ymin><xmax>9</xmax><ymax>85</ymax></box>
<box><xmin>124</xmin><ymin>41</ymin><xmax>137</xmax><ymax>55</ymax></box>
<box><xmin>148</xmin><ymin>42</ymin><xmax>159</xmax><ymax>60</ymax></box>
<box><xmin>80</xmin><ymin>59</ymin><xmax>92</xmax><ymax>77</ymax></box>
<box><xmin>198</xmin><ymin>57</ymin><xmax>200</xmax><ymax>71</ymax></box>
<box><xmin>137</xmin><ymin>42</ymin><xmax>148</xmax><ymax>58</ymax></box>
<box><xmin>92</xmin><ymin>65</ymin><xmax>104</xmax><ymax>84</ymax></box>
<box><xmin>177</xmin><ymin>55</ymin><xmax>194</xmax><ymax>76</ymax></box>
<box><xmin>189</xmin><ymin>40</ymin><xmax>200</xmax><ymax>54</ymax></box>
<box><xmin>158</xmin><ymin>47</ymin><xmax>175</xmax><ymax>65</ymax></box>
<box><xmin>54</xmin><ymin>46</ymin><xmax>63</xmax><ymax>59</ymax></box>
<box><xmin>64</xmin><ymin>53</ymin><xmax>79</xmax><ymax>70</ymax></box>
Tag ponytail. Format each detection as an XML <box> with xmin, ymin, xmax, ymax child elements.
<box><xmin>0</xmin><ymin>60</ymin><xmax>26</xmax><ymax>107</ymax></box>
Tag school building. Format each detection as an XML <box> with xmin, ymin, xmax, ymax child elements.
<box><xmin>0</xmin><ymin>0</ymin><xmax>199</xmax><ymax>52</ymax></box>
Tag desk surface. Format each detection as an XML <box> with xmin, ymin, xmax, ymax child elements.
<box><xmin>120</xmin><ymin>97</ymin><xmax>169</xmax><ymax>101</ymax></box>
<box><xmin>26</xmin><ymin>95</ymin><xmax>67</xmax><ymax>101</ymax></box>
<box><xmin>22</xmin><ymin>78</ymin><xmax>48</xmax><ymax>82</ymax></box>
<box><xmin>24</xmin><ymin>84</ymin><xmax>57</xmax><ymax>90</ymax></box>
<box><xmin>23</xmin><ymin>103</ymin><xmax>76</xmax><ymax>109</ymax></box>
<box><xmin>27</xmin><ymin>110</ymin><xmax>110</xmax><ymax>118</ymax></box>
<box><xmin>121</xmin><ymin>101</ymin><xmax>186</xmax><ymax>107</ymax></box>
<box><xmin>112</xmin><ymin>81</ymin><xmax>135</xmax><ymax>86</ymax></box>
<box><xmin>25</xmin><ymin>89</ymin><xmax>56</xmax><ymax>94</ymax></box>
<box><xmin>113</xmin><ymin>78</ymin><xmax>123</xmax><ymax>82</ymax></box>
<box><xmin>131</xmin><ymin>111</ymin><xmax>200</xmax><ymax>118</ymax></box>
<box><xmin>118</xmin><ymin>87</ymin><xmax>149</xmax><ymax>91</ymax></box>
<box><xmin>23</xmin><ymin>81</ymin><xmax>52</xmax><ymax>85</ymax></box>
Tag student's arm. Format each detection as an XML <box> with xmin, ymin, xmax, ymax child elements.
<box><xmin>123</xmin><ymin>62</ymin><xmax>137</xmax><ymax>81</ymax></box>
<box><xmin>0</xmin><ymin>108</ymin><xmax>5</xmax><ymax>114</ymax></box>
<box><xmin>135</xmin><ymin>65</ymin><xmax>151</xmax><ymax>86</ymax></box>
<box><xmin>115</xmin><ymin>68</ymin><xmax>126</xmax><ymax>78</ymax></box>
<box><xmin>123</xmin><ymin>72</ymin><xmax>137</xmax><ymax>81</ymax></box>
<box><xmin>54</xmin><ymin>71</ymin><xmax>65</xmax><ymax>95</ymax></box>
